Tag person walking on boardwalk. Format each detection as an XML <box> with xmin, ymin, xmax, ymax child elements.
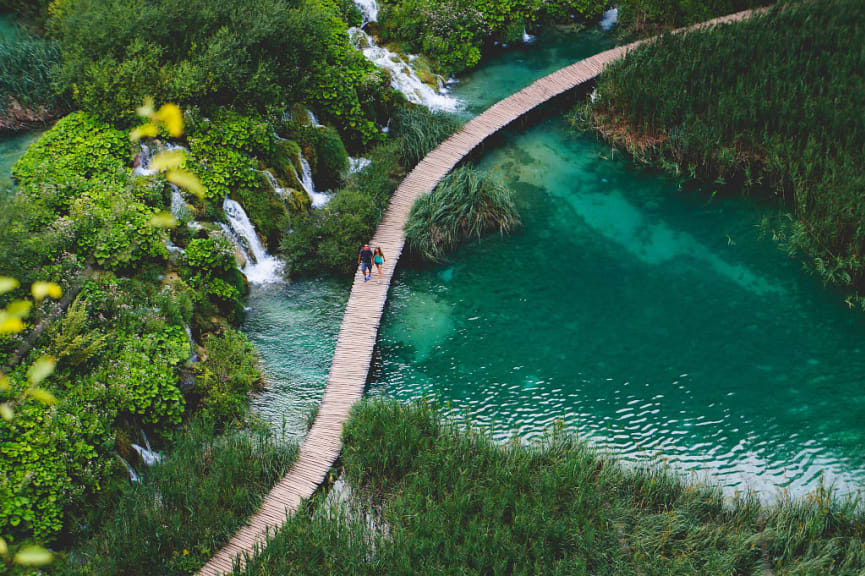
<box><xmin>358</xmin><ymin>242</ymin><xmax>374</xmax><ymax>282</ymax></box>
<box><xmin>373</xmin><ymin>247</ymin><xmax>386</xmax><ymax>283</ymax></box>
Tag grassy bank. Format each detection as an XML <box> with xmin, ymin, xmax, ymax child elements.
<box><xmin>234</xmin><ymin>399</ymin><xmax>865</xmax><ymax>575</ymax></box>
<box><xmin>576</xmin><ymin>0</ymin><xmax>865</xmax><ymax>308</ymax></box>
<box><xmin>54</xmin><ymin>419</ymin><xmax>296</xmax><ymax>576</ymax></box>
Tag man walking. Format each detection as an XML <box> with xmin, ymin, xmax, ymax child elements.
<box><xmin>358</xmin><ymin>242</ymin><xmax>374</xmax><ymax>282</ymax></box>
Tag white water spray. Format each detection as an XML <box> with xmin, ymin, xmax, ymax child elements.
<box><xmin>221</xmin><ymin>197</ymin><xmax>284</xmax><ymax>284</ymax></box>
<box><xmin>297</xmin><ymin>158</ymin><xmax>332</xmax><ymax>208</ymax></box>
<box><xmin>349</xmin><ymin>156</ymin><xmax>372</xmax><ymax>173</ymax></box>
<box><xmin>348</xmin><ymin>28</ymin><xmax>460</xmax><ymax>112</ymax></box>
<box><xmin>354</xmin><ymin>0</ymin><xmax>378</xmax><ymax>25</ymax></box>
<box><xmin>132</xmin><ymin>430</ymin><xmax>162</xmax><ymax>467</ymax></box>
<box><xmin>118</xmin><ymin>455</ymin><xmax>140</xmax><ymax>483</ymax></box>
<box><xmin>599</xmin><ymin>8</ymin><xmax>618</xmax><ymax>30</ymax></box>
<box><xmin>521</xmin><ymin>28</ymin><xmax>536</xmax><ymax>43</ymax></box>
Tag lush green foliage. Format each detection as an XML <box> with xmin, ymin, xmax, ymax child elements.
<box><xmin>51</xmin><ymin>0</ymin><xmax>393</xmax><ymax>145</ymax></box>
<box><xmin>193</xmin><ymin>329</ymin><xmax>262</xmax><ymax>426</ymax></box>
<box><xmin>180</xmin><ymin>236</ymin><xmax>247</xmax><ymax>323</ymax></box>
<box><xmin>617</xmin><ymin>0</ymin><xmax>769</xmax><ymax>33</ymax></box>
<box><xmin>579</xmin><ymin>0</ymin><xmax>865</xmax><ymax>306</ymax></box>
<box><xmin>0</xmin><ymin>31</ymin><xmax>63</xmax><ymax>130</ymax></box>
<box><xmin>235</xmin><ymin>399</ymin><xmax>865</xmax><ymax>575</ymax></box>
<box><xmin>406</xmin><ymin>165</ymin><xmax>520</xmax><ymax>262</ymax></box>
<box><xmin>281</xmin><ymin>140</ymin><xmax>402</xmax><ymax>276</ymax></box>
<box><xmin>376</xmin><ymin>0</ymin><xmax>607</xmax><ymax>73</ymax></box>
<box><xmin>59</xmin><ymin>418</ymin><xmax>296</xmax><ymax>576</ymax></box>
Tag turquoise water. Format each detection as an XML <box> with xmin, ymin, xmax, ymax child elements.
<box><xmin>0</xmin><ymin>13</ymin><xmax>41</xmax><ymax>191</ymax></box>
<box><xmin>245</xmin><ymin>23</ymin><xmax>865</xmax><ymax>496</ymax></box>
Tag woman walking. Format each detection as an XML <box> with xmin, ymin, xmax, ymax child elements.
<box><xmin>373</xmin><ymin>247</ymin><xmax>386</xmax><ymax>283</ymax></box>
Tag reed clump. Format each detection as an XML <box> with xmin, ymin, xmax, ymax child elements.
<box><xmin>576</xmin><ymin>0</ymin><xmax>865</xmax><ymax>308</ymax></box>
<box><xmin>0</xmin><ymin>33</ymin><xmax>63</xmax><ymax>130</ymax></box>
<box><xmin>233</xmin><ymin>399</ymin><xmax>865</xmax><ymax>574</ymax></box>
<box><xmin>405</xmin><ymin>165</ymin><xmax>520</xmax><ymax>262</ymax></box>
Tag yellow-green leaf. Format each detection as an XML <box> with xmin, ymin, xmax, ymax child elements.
<box><xmin>27</xmin><ymin>356</ymin><xmax>56</xmax><ymax>387</ymax></box>
<box><xmin>136</xmin><ymin>96</ymin><xmax>155</xmax><ymax>119</ymax></box>
<box><xmin>149</xmin><ymin>149</ymin><xmax>186</xmax><ymax>172</ymax></box>
<box><xmin>0</xmin><ymin>316</ymin><xmax>25</xmax><ymax>334</ymax></box>
<box><xmin>6</xmin><ymin>299</ymin><xmax>32</xmax><ymax>318</ymax></box>
<box><xmin>154</xmin><ymin>103</ymin><xmax>184</xmax><ymax>137</ymax></box>
<box><xmin>27</xmin><ymin>387</ymin><xmax>58</xmax><ymax>406</ymax></box>
<box><xmin>0</xmin><ymin>403</ymin><xmax>13</xmax><ymax>421</ymax></box>
<box><xmin>166</xmin><ymin>169</ymin><xmax>205</xmax><ymax>199</ymax></box>
<box><xmin>0</xmin><ymin>536</ymin><xmax>7</xmax><ymax>555</ymax></box>
<box><xmin>0</xmin><ymin>276</ymin><xmax>19</xmax><ymax>295</ymax></box>
<box><xmin>31</xmin><ymin>281</ymin><xmax>63</xmax><ymax>302</ymax></box>
<box><xmin>149</xmin><ymin>212</ymin><xmax>178</xmax><ymax>229</ymax></box>
<box><xmin>13</xmin><ymin>545</ymin><xmax>53</xmax><ymax>566</ymax></box>
<box><xmin>130</xmin><ymin>123</ymin><xmax>159</xmax><ymax>142</ymax></box>
<box><xmin>0</xmin><ymin>373</ymin><xmax>9</xmax><ymax>392</ymax></box>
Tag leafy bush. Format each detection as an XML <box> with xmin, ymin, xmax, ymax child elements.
<box><xmin>282</xmin><ymin>188</ymin><xmax>383</xmax><ymax>276</ymax></box>
<box><xmin>12</xmin><ymin>112</ymin><xmax>129</xmax><ymax>190</ymax></box>
<box><xmin>51</xmin><ymin>0</ymin><xmax>392</xmax><ymax>145</ymax></box>
<box><xmin>61</xmin><ymin>418</ymin><xmax>296</xmax><ymax>576</ymax></box>
<box><xmin>312</xmin><ymin>126</ymin><xmax>349</xmax><ymax>190</ymax></box>
<box><xmin>405</xmin><ymin>165</ymin><xmax>519</xmax><ymax>262</ymax></box>
<box><xmin>181</xmin><ymin>236</ymin><xmax>246</xmax><ymax>321</ymax></box>
<box><xmin>193</xmin><ymin>329</ymin><xmax>262</xmax><ymax>425</ymax></box>
<box><xmin>581</xmin><ymin>0</ymin><xmax>865</xmax><ymax>305</ymax></box>
<box><xmin>377</xmin><ymin>0</ymin><xmax>608</xmax><ymax>73</ymax></box>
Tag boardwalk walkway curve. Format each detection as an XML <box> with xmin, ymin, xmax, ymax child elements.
<box><xmin>197</xmin><ymin>8</ymin><xmax>760</xmax><ymax>574</ymax></box>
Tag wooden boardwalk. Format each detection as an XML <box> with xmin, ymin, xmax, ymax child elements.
<box><xmin>196</xmin><ymin>8</ymin><xmax>759</xmax><ymax>575</ymax></box>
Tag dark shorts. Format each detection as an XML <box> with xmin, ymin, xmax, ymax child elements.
<box><xmin>361</xmin><ymin>261</ymin><xmax>372</xmax><ymax>273</ymax></box>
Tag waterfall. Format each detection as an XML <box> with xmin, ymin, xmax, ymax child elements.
<box><xmin>354</xmin><ymin>0</ymin><xmax>378</xmax><ymax>25</ymax></box>
<box><xmin>132</xmin><ymin>430</ymin><xmax>162</xmax><ymax>467</ymax></box>
<box><xmin>599</xmin><ymin>8</ymin><xmax>618</xmax><ymax>30</ymax></box>
<box><xmin>298</xmin><ymin>158</ymin><xmax>331</xmax><ymax>208</ymax></box>
<box><xmin>221</xmin><ymin>197</ymin><xmax>284</xmax><ymax>284</ymax></box>
<box><xmin>307</xmin><ymin>109</ymin><xmax>324</xmax><ymax>128</ymax></box>
<box><xmin>349</xmin><ymin>156</ymin><xmax>372</xmax><ymax>173</ymax></box>
<box><xmin>134</xmin><ymin>142</ymin><xmax>187</xmax><ymax>176</ymax></box>
<box><xmin>348</xmin><ymin>28</ymin><xmax>460</xmax><ymax>112</ymax></box>
<box><xmin>521</xmin><ymin>28</ymin><xmax>536</xmax><ymax>43</ymax></box>
<box><xmin>118</xmin><ymin>455</ymin><xmax>140</xmax><ymax>483</ymax></box>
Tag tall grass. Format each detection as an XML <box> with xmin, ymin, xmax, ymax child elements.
<box><xmin>577</xmin><ymin>0</ymin><xmax>865</xmax><ymax>308</ymax></box>
<box><xmin>392</xmin><ymin>106</ymin><xmax>462</xmax><ymax>167</ymax></box>
<box><xmin>59</xmin><ymin>419</ymin><xmax>296</xmax><ymax>576</ymax></box>
<box><xmin>0</xmin><ymin>34</ymin><xmax>63</xmax><ymax>129</ymax></box>
<box><xmin>233</xmin><ymin>399</ymin><xmax>865</xmax><ymax>575</ymax></box>
<box><xmin>405</xmin><ymin>165</ymin><xmax>520</xmax><ymax>262</ymax></box>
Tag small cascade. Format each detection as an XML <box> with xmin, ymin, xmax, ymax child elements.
<box><xmin>349</xmin><ymin>156</ymin><xmax>372</xmax><ymax>173</ymax></box>
<box><xmin>258</xmin><ymin>169</ymin><xmax>294</xmax><ymax>204</ymax></box>
<box><xmin>354</xmin><ymin>0</ymin><xmax>378</xmax><ymax>25</ymax></box>
<box><xmin>170</xmin><ymin>186</ymin><xmax>190</xmax><ymax>221</ymax></box>
<box><xmin>221</xmin><ymin>197</ymin><xmax>284</xmax><ymax>284</ymax></box>
<box><xmin>298</xmin><ymin>158</ymin><xmax>331</xmax><ymax>208</ymax></box>
<box><xmin>134</xmin><ymin>142</ymin><xmax>187</xmax><ymax>176</ymax></box>
<box><xmin>521</xmin><ymin>28</ymin><xmax>536</xmax><ymax>43</ymax></box>
<box><xmin>118</xmin><ymin>455</ymin><xmax>140</xmax><ymax>483</ymax></box>
<box><xmin>185</xmin><ymin>325</ymin><xmax>199</xmax><ymax>364</ymax></box>
<box><xmin>599</xmin><ymin>8</ymin><xmax>618</xmax><ymax>30</ymax></box>
<box><xmin>132</xmin><ymin>430</ymin><xmax>162</xmax><ymax>467</ymax></box>
<box><xmin>348</xmin><ymin>27</ymin><xmax>460</xmax><ymax>112</ymax></box>
<box><xmin>307</xmin><ymin>109</ymin><xmax>324</xmax><ymax>128</ymax></box>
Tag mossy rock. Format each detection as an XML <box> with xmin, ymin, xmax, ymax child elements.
<box><xmin>313</xmin><ymin>126</ymin><xmax>349</xmax><ymax>190</ymax></box>
<box><xmin>283</xmin><ymin>186</ymin><xmax>312</xmax><ymax>214</ymax></box>
<box><xmin>270</xmin><ymin>138</ymin><xmax>304</xmax><ymax>184</ymax></box>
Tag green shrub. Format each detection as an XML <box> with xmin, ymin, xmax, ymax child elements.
<box><xmin>193</xmin><ymin>329</ymin><xmax>262</xmax><ymax>426</ymax></box>
<box><xmin>12</xmin><ymin>112</ymin><xmax>129</xmax><ymax>190</ymax></box>
<box><xmin>52</xmin><ymin>0</ymin><xmax>391</xmax><ymax>144</ymax></box>
<box><xmin>181</xmin><ymin>236</ymin><xmax>246</xmax><ymax>321</ymax></box>
<box><xmin>281</xmin><ymin>188</ymin><xmax>383</xmax><ymax>277</ymax></box>
<box><xmin>312</xmin><ymin>126</ymin><xmax>349</xmax><ymax>190</ymax></box>
<box><xmin>405</xmin><ymin>165</ymin><xmax>520</xmax><ymax>262</ymax></box>
<box><xmin>61</xmin><ymin>418</ymin><xmax>297</xmax><ymax>576</ymax></box>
